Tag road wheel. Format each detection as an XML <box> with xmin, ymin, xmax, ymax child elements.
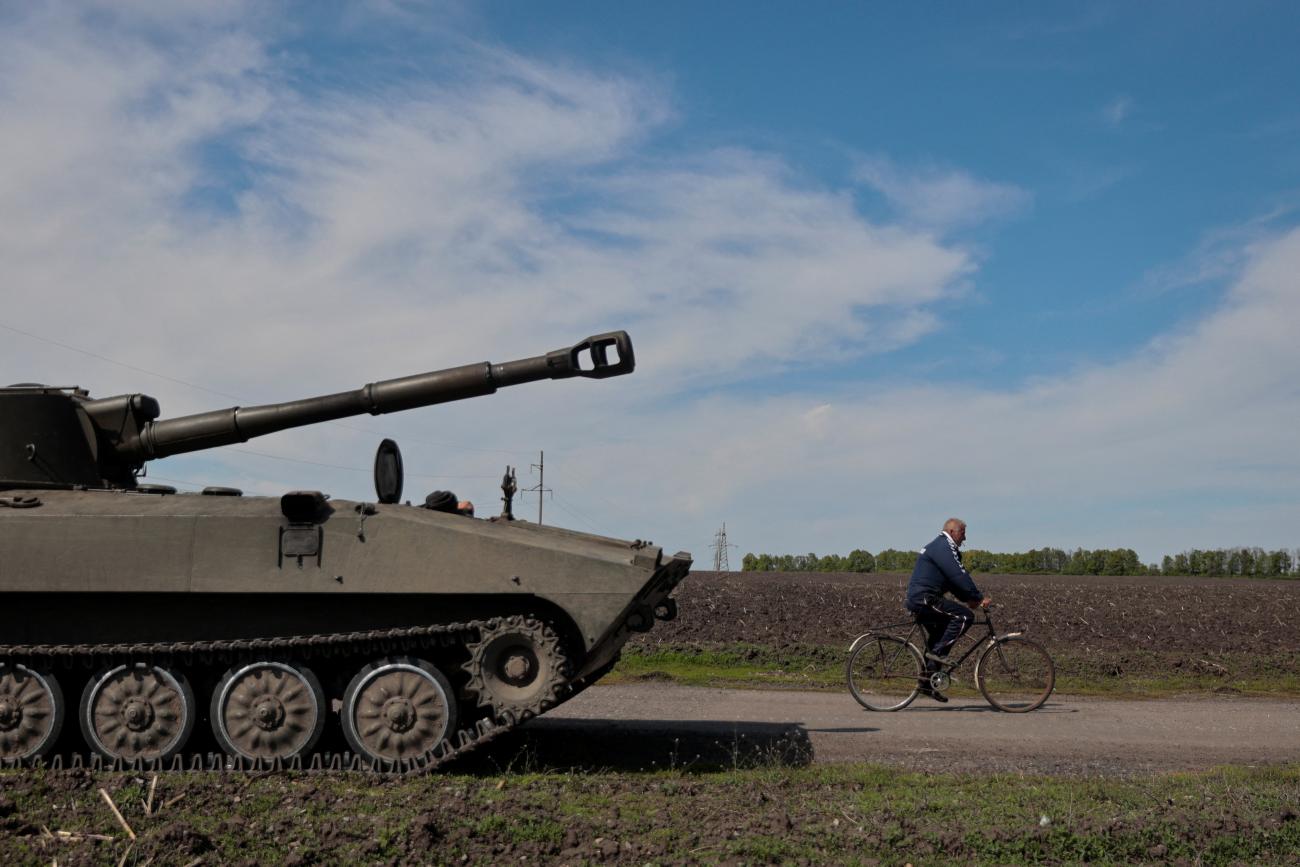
<box><xmin>80</xmin><ymin>663</ymin><xmax>195</xmax><ymax>761</ymax></box>
<box><xmin>975</xmin><ymin>637</ymin><xmax>1055</xmax><ymax>712</ymax></box>
<box><xmin>846</xmin><ymin>635</ymin><xmax>923</xmax><ymax>712</ymax></box>
<box><xmin>341</xmin><ymin>657</ymin><xmax>457</xmax><ymax>764</ymax></box>
<box><xmin>0</xmin><ymin>663</ymin><xmax>64</xmax><ymax>761</ymax></box>
<box><xmin>463</xmin><ymin>616</ymin><xmax>569</xmax><ymax>722</ymax></box>
<box><xmin>211</xmin><ymin>661</ymin><xmax>326</xmax><ymax>761</ymax></box>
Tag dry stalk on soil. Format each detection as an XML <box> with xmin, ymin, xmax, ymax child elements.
<box><xmin>98</xmin><ymin>788</ymin><xmax>135</xmax><ymax>841</ymax></box>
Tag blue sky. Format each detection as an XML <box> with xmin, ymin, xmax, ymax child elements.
<box><xmin>2</xmin><ymin>2</ymin><xmax>1298</xmax><ymax>564</ymax></box>
<box><xmin>470</xmin><ymin>1</ymin><xmax>1299</xmax><ymax>385</ymax></box>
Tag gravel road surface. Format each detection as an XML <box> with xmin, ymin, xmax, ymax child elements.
<box><xmin>513</xmin><ymin>684</ymin><xmax>1300</xmax><ymax>777</ymax></box>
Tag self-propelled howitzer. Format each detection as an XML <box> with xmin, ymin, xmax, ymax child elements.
<box><xmin>0</xmin><ymin>332</ymin><xmax>691</xmax><ymax>772</ymax></box>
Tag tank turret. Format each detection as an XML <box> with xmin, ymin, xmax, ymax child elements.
<box><xmin>0</xmin><ymin>332</ymin><xmax>633</xmax><ymax>491</ymax></box>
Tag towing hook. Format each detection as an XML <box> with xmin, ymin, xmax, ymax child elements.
<box><xmin>626</xmin><ymin>604</ymin><xmax>655</xmax><ymax>633</ymax></box>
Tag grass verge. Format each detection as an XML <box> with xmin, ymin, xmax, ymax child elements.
<box><xmin>611</xmin><ymin>642</ymin><xmax>1300</xmax><ymax>698</ymax></box>
<box><xmin>2</xmin><ymin>763</ymin><xmax>1296</xmax><ymax>865</ymax></box>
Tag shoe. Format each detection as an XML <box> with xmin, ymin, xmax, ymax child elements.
<box><xmin>924</xmin><ymin>651</ymin><xmax>948</xmax><ymax>665</ymax></box>
<box><xmin>917</xmin><ymin>684</ymin><xmax>949</xmax><ymax>703</ymax></box>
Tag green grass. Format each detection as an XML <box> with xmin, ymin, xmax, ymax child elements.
<box><xmin>611</xmin><ymin>642</ymin><xmax>1300</xmax><ymax>698</ymax></box>
<box><xmin>10</xmin><ymin>763</ymin><xmax>1293</xmax><ymax>865</ymax></box>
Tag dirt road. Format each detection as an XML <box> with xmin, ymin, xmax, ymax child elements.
<box><xmin>500</xmin><ymin>684</ymin><xmax>1300</xmax><ymax>777</ymax></box>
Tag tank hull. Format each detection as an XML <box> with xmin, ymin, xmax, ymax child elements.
<box><xmin>0</xmin><ymin>488</ymin><xmax>690</xmax><ymax>769</ymax></box>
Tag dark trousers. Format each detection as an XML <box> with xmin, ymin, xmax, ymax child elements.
<box><xmin>906</xmin><ymin>596</ymin><xmax>974</xmax><ymax>668</ymax></box>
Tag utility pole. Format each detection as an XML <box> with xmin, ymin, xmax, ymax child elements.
<box><xmin>711</xmin><ymin>523</ymin><xmax>737</xmax><ymax>572</ymax></box>
<box><xmin>523</xmin><ymin>450</ymin><xmax>551</xmax><ymax>524</ymax></box>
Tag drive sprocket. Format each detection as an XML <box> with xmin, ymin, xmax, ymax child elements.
<box><xmin>462</xmin><ymin>616</ymin><xmax>570</xmax><ymax>723</ymax></box>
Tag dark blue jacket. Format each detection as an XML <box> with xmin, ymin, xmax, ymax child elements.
<box><xmin>906</xmin><ymin>534</ymin><xmax>982</xmax><ymax>607</ymax></box>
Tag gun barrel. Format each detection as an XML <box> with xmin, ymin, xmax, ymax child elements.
<box><xmin>126</xmin><ymin>331</ymin><xmax>634</xmax><ymax>461</ymax></box>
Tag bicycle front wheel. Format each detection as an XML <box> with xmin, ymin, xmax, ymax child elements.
<box><xmin>975</xmin><ymin>636</ymin><xmax>1055</xmax><ymax>712</ymax></box>
<box><xmin>846</xmin><ymin>635</ymin><xmax>923</xmax><ymax>711</ymax></box>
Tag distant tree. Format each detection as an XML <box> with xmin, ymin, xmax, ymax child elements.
<box><xmin>753</xmin><ymin>545</ymin><xmax>1292</xmax><ymax>578</ymax></box>
<box><xmin>1102</xmin><ymin>549</ymin><xmax>1128</xmax><ymax>576</ymax></box>
<box><xmin>786</xmin><ymin>553</ymin><xmax>816</xmax><ymax>571</ymax></box>
<box><xmin>844</xmin><ymin>549</ymin><xmax>876</xmax><ymax>573</ymax></box>
<box><xmin>1159</xmin><ymin>548</ymin><xmax>1298</xmax><ymax>579</ymax></box>
<box><xmin>875</xmin><ymin>549</ymin><xmax>916</xmax><ymax>572</ymax></box>
<box><xmin>1240</xmin><ymin>548</ymin><xmax>1256</xmax><ymax>576</ymax></box>
<box><xmin>963</xmin><ymin>549</ymin><xmax>997</xmax><ymax>572</ymax></box>
<box><xmin>741</xmin><ymin>553</ymin><xmax>779</xmax><ymax>572</ymax></box>
<box><xmin>816</xmin><ymin>554</ymin><xmax>843</xmax><ymax>572</ymax></box>
<box><xmin>1065</xmin><ymin>549</ymin><xmax>1088</xmax><ymax>575</ymax></box>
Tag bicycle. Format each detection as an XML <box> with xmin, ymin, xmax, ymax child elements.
<box><xmin>845</xmin><ymin>606</ymin><xmax>1054</xmax><ymax>713</ymax></box>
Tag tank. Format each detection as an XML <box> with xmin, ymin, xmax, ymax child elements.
<box><xmin>0</xmin><ymin>331</ymin><xmax>691</xmax><ymax>770</ymax></box>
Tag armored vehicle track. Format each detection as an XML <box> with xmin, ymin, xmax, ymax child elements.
<box><xmin>0</xmin><ymin>614</ymin><xmax>615</xmax><ymax>775</ymax></box>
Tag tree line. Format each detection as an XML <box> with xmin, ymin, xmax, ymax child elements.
<box><xmin>740</xmin><ymin>546</ymin><xmax>1299</xmax><ymax>578</ymax></box>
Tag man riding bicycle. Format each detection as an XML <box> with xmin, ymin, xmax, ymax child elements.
<box><xmin>905</xmin><ymin>518</ymin><xmax>991</xmax><ymax>702</ymax></box>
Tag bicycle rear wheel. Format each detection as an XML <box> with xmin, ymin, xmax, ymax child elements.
<box><xmin>846</xmin><ymin>635</ymin><xmax>923</xmax><ymax>711</ymax></box>
<box><xmin>975</xmin><ymin>636</ymin><xmax>1054</xmax><ymax>712</ymax></box>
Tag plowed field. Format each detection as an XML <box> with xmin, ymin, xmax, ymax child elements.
<box><xmin>627</xmin><ymin>571</ymin><xmax>1300</xmax><ymax>689</ymax></box>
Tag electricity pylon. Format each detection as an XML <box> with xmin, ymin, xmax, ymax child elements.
<box><xmin>711</xmin><ymin>523</ymin><xmax>737</xmax><ymax>572</ymax></box>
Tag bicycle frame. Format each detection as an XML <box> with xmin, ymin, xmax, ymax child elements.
<box><xmin>847</xmin><ymin>606</ymin><xmax>1054</xmax><ymax>712</ymax></box>
<box><xmin>847</xmin><ymin>609</ymin><xmax>1022</xmax><ymax>674</ymax></box>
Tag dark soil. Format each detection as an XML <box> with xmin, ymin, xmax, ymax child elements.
<box><xmin>640</xmin><ymin>571</ymin><xmax>1300</xmax><ymax>652</ymax></box>
<box><xmin>628</xmin><ymin>571</ymin><xmax>1300</xmax><ymax>685</ymax></box>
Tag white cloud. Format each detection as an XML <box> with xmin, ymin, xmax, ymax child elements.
<box><xmin>1</xmin><ymin>5</ymin><xmax>1295</xmax><ymax>567</ymax></box>
<box><xmin>853</xmin><ymin>155</ymin><xmax>1032</xmax><ymax>232</ymax></box>
<box><xmin>1139</xmin><ymin>205</ymin><xmax>1298</xmax><ymax>296</ymax></box>
<box><xmin>617</xmin><ymin>227</ymin><xmax>1300</xmax><ymax>562</ymax></box>
<box><xmin>0</xmin><ymin>5</ymin><xmax>972</xmax><ymax>401</ymax></box>
<box><xmin>1103</xmin><ymin>94</ymin><xmax>1135</xmax><ymax>126</ymax></box>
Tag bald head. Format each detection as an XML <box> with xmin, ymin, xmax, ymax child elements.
<box><xmin>943</xmin><ymin>518</ymin><xmax>967</xmax><ymax>547</ymax></box>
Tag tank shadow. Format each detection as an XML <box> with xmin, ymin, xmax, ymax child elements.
<box><xmin>450</xmin><ymin>717</ymin><xmax>815</xmax><ymax>774</ymax></box>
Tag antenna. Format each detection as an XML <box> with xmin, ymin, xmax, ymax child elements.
<box><xmin>711</xmin><ymin>523</ymin><xmax>737</xmax><ymax>571</ymax></box>
<box><xmin>522</xmin><ymin>450</ymin><xmax>552</xmax><ymax>524</ymax></box>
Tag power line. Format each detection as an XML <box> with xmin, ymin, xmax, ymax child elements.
<box><xmin>230</xmin><ymin>447</ymin><xmax>497</xmax><ymax>479</ymax></box>
<box><xmin>0</xmin><ymin>318</ymin><xmax>538</xmax><ymax>459</ymax></box>
<box><xmin>540</xmin><ymin>459</ymin><xmax>628</xmax><ymax>524</ymax></box>
<box><xmin>0</xmin><ymin>320</ymin><xmax>241</xmax><ymax>400</ymax></box>
<box><xmin>550</xmin><ymin>492</ymin><xmax>615</xmax><ymax>538</ymax></box>
<box><xmin>1</xmin><ymin>318</ymin><xmax>642</xmax><ymax>501</ymax></box>
<box><xmin>547</xmin><ymin>497</ymin><xmax>604</xmax><ymax>537</ymax></box>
